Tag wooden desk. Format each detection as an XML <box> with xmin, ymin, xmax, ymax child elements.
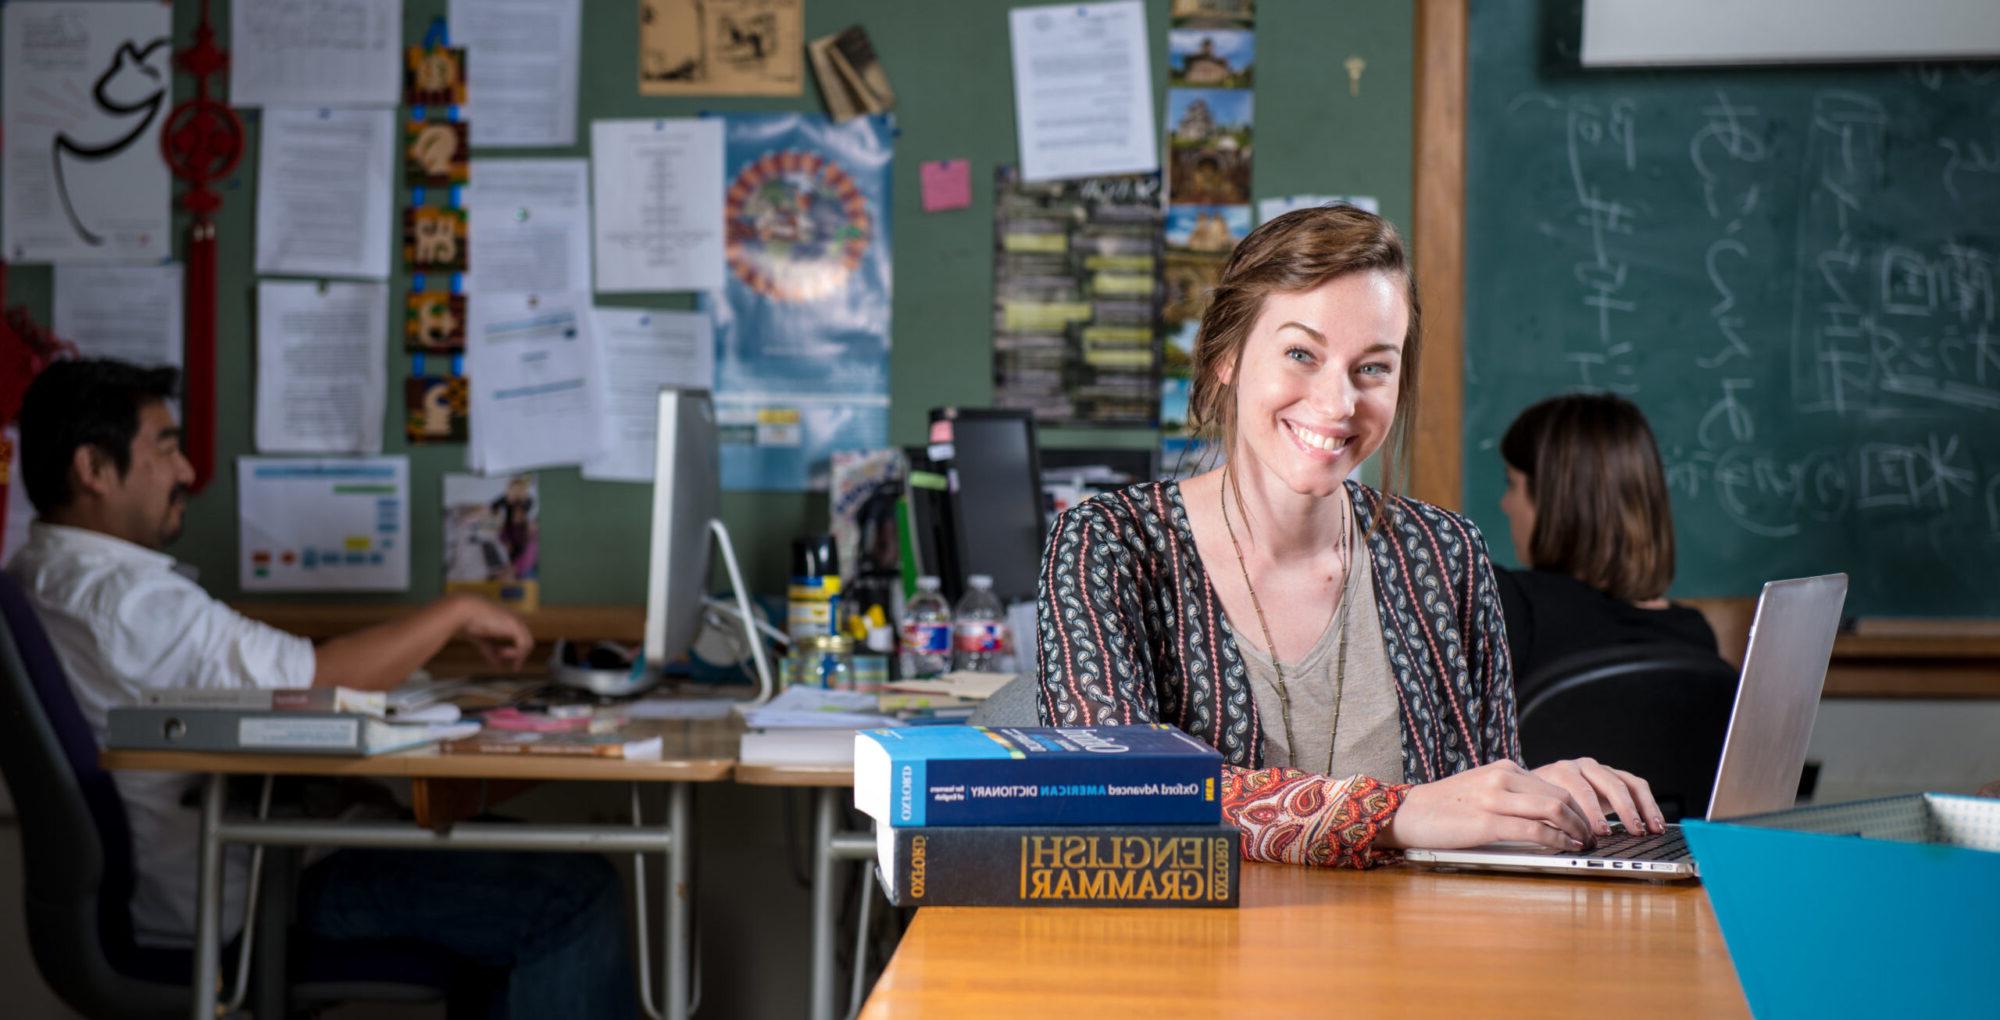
<box><xmin>861</xmin><ymin>862</ymin><xmax>1748</xmax><ymax>1019</ymax></box>
<box><xmin>102</xmin><ymin>717</ymin><xmax>738</xmax><ymax>1020</ymax></box>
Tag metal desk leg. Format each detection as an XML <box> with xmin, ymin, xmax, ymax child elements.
<box><xmin>666</xmin><ymin>781</ymin><xmax>692</xmax><ymax>1020</ymax></box>
<box><xmin>811</xmin><ymin>787</ymin><xmax>839</xmax><ymax>1020</ymax></box>
<box><xmin>191</xmin><ymin>773</ymin><xmax>225</xmax><ymax>1020</ymax></box>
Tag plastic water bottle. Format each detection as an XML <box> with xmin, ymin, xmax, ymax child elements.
<box><xmin>952</xmin><ymin>574</ymin><xmax>1010</xmax><ymax>673</ymax></box>
<box><xmin>900</xmin><ymin>576</ymin><xmax>954</xmax><ymax>678</ymax></box>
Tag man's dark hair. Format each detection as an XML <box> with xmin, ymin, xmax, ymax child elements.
<box><xmin>17</xmin><ymin>358</ymin><xmax>181</xmax><ymax>516</ymax></box>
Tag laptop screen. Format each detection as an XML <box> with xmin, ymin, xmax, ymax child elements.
<box><xmin>1704</xmin><ymin>574</ymin><xmax>1848</xmax><ymax>821</ymax></box>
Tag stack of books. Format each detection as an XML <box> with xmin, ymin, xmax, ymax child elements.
<box><xmin>107</xmin><ymin>686</ymin><xmax>477</xmax><ymax>756</ymax></box>
<box><xmin>854</xmin><ymin>725</ymin><xmax>1240</xmax><ymax>908</ymax></box>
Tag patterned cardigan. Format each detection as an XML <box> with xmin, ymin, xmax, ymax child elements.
<box><xmin>1035</xmin><ymin>479</ymin><xmax>1522</xmax><ymax>868</ymax></box>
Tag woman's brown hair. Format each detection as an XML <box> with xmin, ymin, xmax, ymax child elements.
<box><xmin>1499</xmin><ymin>393</ymin><xmax>1677</xmax><ymax>601</ymax></box>
<box><xmin>1185</xmin><ymin>205</ymin><xmax>1422</xmax><ymax>500</ymax></box>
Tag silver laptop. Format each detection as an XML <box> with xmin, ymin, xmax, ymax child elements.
<box><xmin>1403</xmin><ymin>573</ymin><xmax>1847</xmax><ymax>880</ymax></box>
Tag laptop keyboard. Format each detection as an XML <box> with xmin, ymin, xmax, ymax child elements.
<box><xmin>1568</xmin><ymin>825</ymin><xmax>1689</xmax><ymax>861</ymax></box>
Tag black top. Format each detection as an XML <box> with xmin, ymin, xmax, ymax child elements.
<box><xmin>1492</xmin><ymin>567</ymin><xmax>1723</xmax><ymax>698</ymax></box>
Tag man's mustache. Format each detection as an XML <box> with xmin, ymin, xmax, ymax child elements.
<box><xmin>170</xmin><ymin>485</ymin><xmax>191</xmax><ymax>505</ymax></box>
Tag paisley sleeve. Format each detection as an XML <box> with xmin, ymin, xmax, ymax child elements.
<box><xmin>1220</xmin><ymin>765</ymin><xmax>1411</xmax><ymax>869</ymax></box>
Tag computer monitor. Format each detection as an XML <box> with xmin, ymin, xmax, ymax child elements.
<box><xmin>635</xmin><ymin>388</ymin><xmax>773</xmax><ymax>700</ymax></box>
<box><xmin>927</xmin><ymin>408</ymin><xmax>1047</xmax><ymax>606</ymax></box>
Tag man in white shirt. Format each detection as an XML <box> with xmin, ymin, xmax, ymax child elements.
<box><xmin>7</xmin><ymin>359</ymin><xmax>633</xmax><ymax>1016</ymax></box>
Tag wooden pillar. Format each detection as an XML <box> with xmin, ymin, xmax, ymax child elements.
<box><xmin>1412</xmin><ymin>0</ymin><xmax>1468</xmax><ymax>510</ymax></box>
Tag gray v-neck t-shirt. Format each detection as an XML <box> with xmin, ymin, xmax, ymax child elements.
<box><xmin>1226</xmin><ymin>525</ymin><xmax>1405</xmax><ymax>782</ymax></box>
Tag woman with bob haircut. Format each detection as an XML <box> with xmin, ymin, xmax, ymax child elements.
<box><xmin>1035</xmin><ymin>205</ymin><xmax>1662</xmax><ymax>868</ymax></box>
<box><xmin>1493</xmin><ymin>393</ymin><xmax>1724</xmax><ymax>700</ymax></box>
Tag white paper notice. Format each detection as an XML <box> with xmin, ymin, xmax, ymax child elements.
<box><xmin>1009</xmin><ymin>1</ymin><xmax>1157</xmax><ymax>183</ymax></box>
<box><xmin>229</xmin><ymin>0</ymin><xmax>402</xmax><ymax>108</ymax></box>
<box><xmin>466</xmin><ymin>159</ymin><xmax>593</xmax><ymax>295</ymax></box>
<box><xmin>1</xmin><ymin>2</ymin><xmax>173</xmax><ymax>264</ymax></box>
<box><xmin>591</xmin><ymin>119</ymin><xmax>726</xmax><ymax>293</ymax></box>
<box><xmin>54</xmin><ymin>264</ymin><xmax>184</xmax><ymax>368</ymax></box>
<box><xmin>449</xmin><ymin>0</ymin><xmax>582</xmax><ymax>147</ymax></box>
<box><xmin>583</xmin><ymin>308</ymin><xmax>716</xmax><ymax>483</ymax></box>
<box><xmin>255</xmin><ymin>108</ymin><xmax>395</xmax><ymax>279</ymax></box>
<box><xmin>238</xmin><ymin>457</ymin><xmax>410</xmax><ymax>592</ymax></box>
<box><xmin>255</xmin><ymin>281</ymin><xmax>388</xmax><ymax>455</ymax></box>
<box><xmin>1256</xmin><ymin>194</ymin><xmax>1380</xmax><ymax>223</ymax></box>
<box><xmin>465</xmin><ymin>292</ymin><xmax>610</xmax><ymax>473</ymax></box>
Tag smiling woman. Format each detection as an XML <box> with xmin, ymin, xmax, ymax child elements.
<box><xmin>1036</xmin><ymin>206</ymin><xmax>1667</xmax><ymax>869</ymax></box>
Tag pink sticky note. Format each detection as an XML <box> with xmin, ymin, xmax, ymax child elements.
<box><xmin>921</xmin><ymin>159</ymin><xmax>972</xmax><ymax>213</ymax></box>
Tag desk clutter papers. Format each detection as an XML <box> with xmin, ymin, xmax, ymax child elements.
<box><xmin>442</xmin><ymin>724</ymin><xmax>664</xmax><ymax>760</ymax></box>
<box><xmin>255</xmin><ymin>108</ymin><xmax>396</xmax><ymax>280</ymax></box>
<box><xmin>464</xmin><ymin>291</ymin><xmax>610</xmax><ymax>474</ymax></box>
<box><xmin>255</xmin><ymin>281</ymin><xmax>389</xmax><ymax>454</ymax></box>
<box><xmin>878</xmin><ymin>672</ymin><xmax>1014</xmax><ymax>723</ymax></box>
<box><xmin>1</xmin><ymin>1</ymin><xmax>173</xmax><ymax>264</ymax></box>
<box><xmin>54</xmin><ymin>265</ymin><xmax>184</xmax><ymax>369</ymax></box>
<box><xmin>448</xmin><ymin>0</ymin><xmax>582</xmax><ymax>147</ymax></box>
<box><xmin>738</xmin><ymin>686</ymin><xmax>901</xmax><ymax>731</ymax></box>
<box><xmin>229</xmin><ymin>0</ymin><xmax>401</xmax><ymax>108</ymax></box>
<box><xmin>883</xmin><ymin>672</ymin><xmax>1014</xmax><ymax>701</ymax></box>
<box><xmin>625</xmin><ymin>696</ymin><xmax>740</xmax><ymax>721</ymax></box>
<box><xmin>237</xmin><ymin>457</ymin><xmax>410</xmax><ymax>592</ymax></box>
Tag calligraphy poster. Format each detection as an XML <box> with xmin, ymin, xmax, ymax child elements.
<box><xmin>639</xmin><ymin>0</ymin><xmax>803</xmax><ymax>97</ymax></box>
<box><xmin>709</xmin><ymin>113</ymin><xmax>892</xmax><ymax>491</ymax></box>
<box><xmin>991</xmin><ymin>167</ymin><xmax>1163</xmax><ymax>428</ymax></box>
<box><xmin>2</xmin><ymin>1</ymin><xmax>172</xmax><ymax>263</ymax></box>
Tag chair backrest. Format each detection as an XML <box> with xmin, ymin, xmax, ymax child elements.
<box><xmin>1516</xmin><ymin>644</ymin><xmax>1740</xmax><ymax>823</ymax></box>
<box><xmin>968</xmin><ymin>674</ymin><xmax>1043</xmax><ymax>727</ymax></box>
<box><xmin>0</xmin><ymin>571</ymin><xmax>184</xmax><ymax>1017</ymax></box>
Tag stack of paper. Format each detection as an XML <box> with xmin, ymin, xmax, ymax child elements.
<box><xmin>738</xmin><ymin>686</ymin><xmax>901</xmax><ymax>730</ymax></box>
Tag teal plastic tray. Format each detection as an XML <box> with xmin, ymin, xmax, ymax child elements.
<box><xmin>1682</xmin><ymin>794</ymin><xmax>2000</xmax><ymax>1019</ymax></box>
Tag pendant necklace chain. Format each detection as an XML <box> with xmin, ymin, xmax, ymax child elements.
<box><xmin>1219</xmin><ymin>467</ymin><xmax>1356</xmax><ymax>776</ymax></box>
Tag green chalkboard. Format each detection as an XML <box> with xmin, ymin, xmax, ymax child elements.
<box><xmin>1462</xmin><ymin>0</ymin><xmax>2000</xmax><ymax>616</ymax></box>
<box><xmin>0</xmin><ymin>0</ymin><xmax>1414</xmax><ymax>604</ymax></box>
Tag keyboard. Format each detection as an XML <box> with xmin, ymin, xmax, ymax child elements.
<box><xmin>1570</xmin><ymin>825</ymin><xmax>1689</xmax><ymax>862</ymax></box>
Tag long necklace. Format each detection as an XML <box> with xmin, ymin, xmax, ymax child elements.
<box><xmin>1219</xmin><ymin>467</ymin><xmax>1356</xmax><ymax>775</ymax></box>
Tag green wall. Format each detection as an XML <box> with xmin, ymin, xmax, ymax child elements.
<box><xmin>2</xmin><ymin>0</ymin><xmax>1411</xmax><ymax>605</ymax></box>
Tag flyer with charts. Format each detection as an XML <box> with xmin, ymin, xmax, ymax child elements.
<box><xmin>238</xmin><ymin>458</ymin><xmax>410</xmax><ymax>592</ymax></box>
<box><xmin>442</xmin><ymin>473</ymin><xmax>539</xmax><ymax>610</ymax></box>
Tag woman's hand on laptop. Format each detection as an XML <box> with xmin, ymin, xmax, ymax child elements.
<box><xmin>1378</xmin><ymin>761</ymin><xmax>1599</xmax><ymax>851</ymax></box>
<box><xmin>1531</xmin><ymin>758</ymin><xmax>1664</xmax><ymax>837</ymax></box>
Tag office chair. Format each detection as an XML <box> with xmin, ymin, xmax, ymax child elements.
<box><xmin>1516</xmin><ymin>643</ymin><xmax>1739</xmax><ymax>823</ymax></box>
<box><xmin>968</xmin><ymin>674</ymin><xmax>1042</xmax><ymax>726</ymax></box>
<box><xmin>0</xmin><ymin>571</ymin><xmax>455</xmax><ymax>1018</ymax></box>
